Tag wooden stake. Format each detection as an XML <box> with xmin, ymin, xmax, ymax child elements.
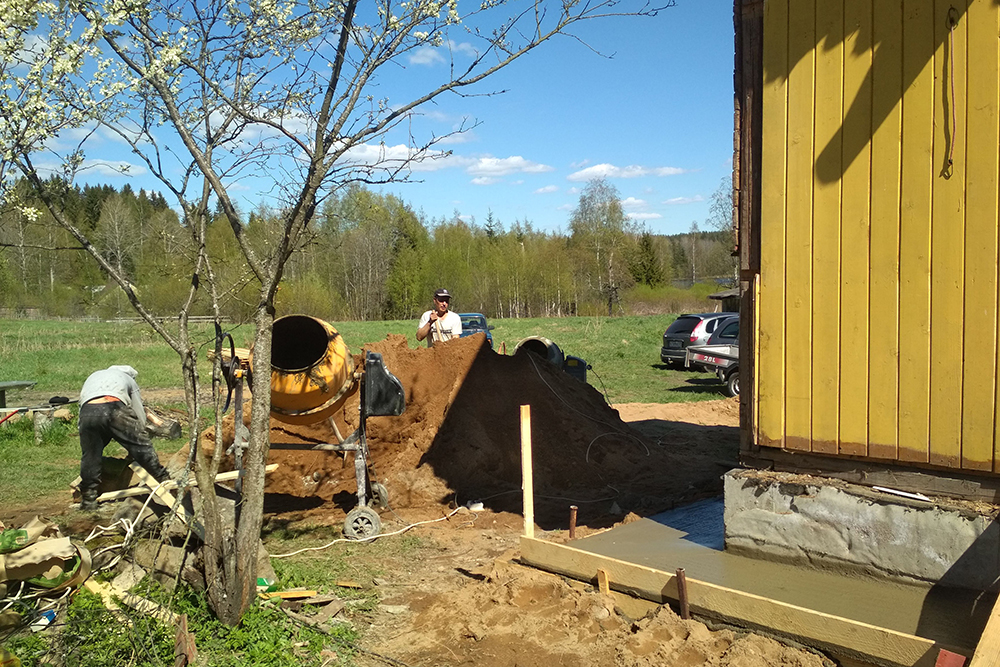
<box><xmin>597</xmin><ymin>568</ymin><xmax>610</xmax><ymax>596</ymax></box>
<box><xmin>676</xmin><ymin>567</ymin><xmax>690</xmax><ymax>619</ymax></box>
<box><xmin>520</xmin><ymin>404</ymin><xmax>534</xmax><ymax>538</ymax></box>
<box><xmin>569</xmin><ymin>505</ymin><xmax>578</xmax><ymax>540</ymax></box>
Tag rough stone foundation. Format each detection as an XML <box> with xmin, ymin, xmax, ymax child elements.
<box><xmin>724</xmin><ymin>469</ymin><xmax>1000</xmax><ymax>590</ymax></box>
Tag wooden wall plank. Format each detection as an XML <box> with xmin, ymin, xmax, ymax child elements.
<box><xmin>961</xmin><ymin>0</ymin><xmax>1000</xmax><ymax>472</ymax></box>
<box><xmin>783</xmin><ymin>0</ymin><xmax>817</xmax><ymax>452</ymax></box>
<box><xmin>897</xmin><ymin>0</ymin><xmax>935</xmax><ymax>463</ymax></box>
<box><xmin>928</xmin><ymin>0</ymin><xmax>968</xmax><ymax>469</ymax></box>
<box><xmin>867</xmin><ymin>0</ymin><xmax>904</xmax><ymax>461</ymax></box>
<box><xmin>838</xmin><ymin>0</ymin><xmax>873</xmax><ymax>458</ymax></box>
<box><xmin>758</xmin><ymin>0</ymin><xmax>789</xmax><ymax>450</ymax></box>
<box><xmin>810</xmin><ymin>0</ymin><xmax>844</xmax><ymax>455</ymax></box>
<box><xmin>519</xmin><ymin>537</ymin><xmax>966</xmax><ymax>667</ymax></box>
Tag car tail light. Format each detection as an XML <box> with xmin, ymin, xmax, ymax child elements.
<box><xmin>690</xmin><ymin>321</ymin><xmax>705</xmax><ymax>343</ymax></box>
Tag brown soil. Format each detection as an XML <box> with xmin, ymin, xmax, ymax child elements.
<box><xmin>5</xmin><ymin>334</ymin><xmax>829</xmax><ymax>665</ymax></box>
<box><xmin>179</xmin><ymin>334</ymin><xmax>740</xmax><ymax>530</ymax></box>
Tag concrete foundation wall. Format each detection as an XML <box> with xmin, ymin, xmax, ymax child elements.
<box><xmin>724</xmin><ymin>470</ymin><xmax>1000</xmax><ymax>590</ymax></box>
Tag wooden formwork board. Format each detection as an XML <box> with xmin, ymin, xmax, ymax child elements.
<box><xmin>519</xmin><ymin>537</ymin><xmax>971</xmax><ymax>667</ymax></box>
<box><xmin>969</xmin><ymin>595</ymin><xmax>1000</xmax><ymax>667</ymax></box>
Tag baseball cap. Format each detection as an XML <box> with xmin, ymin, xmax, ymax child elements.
<box><xmin>434</xmin><ymin>288</ymin><xmax>451</xmax><ymax>300</ymax></box>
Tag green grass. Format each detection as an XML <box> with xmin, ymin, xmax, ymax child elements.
<box><xmin>335</xmin><ymin>314</ymin><xmax>726</xmax><ymax>404</ymax></box>
<box><xmin>4</xmin><ymin>582</ymin><xmax>359</xmax><ymax>667</ymax></box>
<box><xmin>1</xmin><ymin>315</ymin><xmax>726</xmax><ymax>405</ymax></box>
<box><xmin>0</xmin><ymin>416</ymin><xmax>81</xmax><ymax>506</ymax></box>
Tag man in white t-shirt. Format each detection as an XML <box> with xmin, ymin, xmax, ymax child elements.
<box><xmin>416</xmin><ymin>288</ymin><xmax>463</xmax><ymax>347</ymax></box>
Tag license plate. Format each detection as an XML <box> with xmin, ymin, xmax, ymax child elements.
<box><xmin>667</xmin><ymin>340</ymin><xmax>682</xmax><ymax>349</ymax></box>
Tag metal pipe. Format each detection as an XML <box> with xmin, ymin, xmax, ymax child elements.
<box><xmin>568</xmin><ymin>505</ymin><xmax>578</xmax><ymax>539</ymax></box>
<box><xmin>676</xmin><ymin>567</ymin><xmax>690</xmax><ymax>619</ymax></box>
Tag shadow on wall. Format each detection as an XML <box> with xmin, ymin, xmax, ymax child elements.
<box><xmin>762</xmin><ymin>1</ymin><xmax>999</xmax><ymax>184</ymax></box>
<box><xmin>915</xmin><ymin>519</ymin><xmax>999</xmax><ymax>650</ymax></box>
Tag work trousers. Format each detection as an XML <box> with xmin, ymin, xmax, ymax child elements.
<box><xmin>78</xmin><ymin>402</ymin><xmax>169</xmax><ymax>500</ymax></box>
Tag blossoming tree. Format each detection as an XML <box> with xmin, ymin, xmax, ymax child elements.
<box><xmin>0</xmin><ymin>0</ymin><xmax>665</xmax><ymax>623</ymax></box>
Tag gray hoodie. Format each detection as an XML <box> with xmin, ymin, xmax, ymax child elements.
<box><xmin>79</xmin><ymin>365</ymin><xmax>146</xmax><ymax>428</ymax></box>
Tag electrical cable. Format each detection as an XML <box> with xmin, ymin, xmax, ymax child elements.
<box><xmin>270</xmin><ymin>507</ymin><xmax>465</xmax><ymax>559</ymax></box>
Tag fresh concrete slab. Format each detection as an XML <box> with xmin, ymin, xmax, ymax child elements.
<box><xmin>570</xmin><ymin>497</ymin><xmax>993</xmax><ymax>651</ymax></box>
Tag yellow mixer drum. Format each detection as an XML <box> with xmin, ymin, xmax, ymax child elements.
<box><xmin>262</xmin><ymin>315</ymin><xmax>357</xmax><ymax>425</ymax></box>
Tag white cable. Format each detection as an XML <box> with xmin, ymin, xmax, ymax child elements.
<box><xmin>270</xmin><ymin>507</ymin><xmax>465</xmax><ymax>559</ymax></box>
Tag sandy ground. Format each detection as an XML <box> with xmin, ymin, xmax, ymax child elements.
<box><xmin>4</xmin><ymin>334</ymin><xmax>828</xmax><ymax>666</ymax></box>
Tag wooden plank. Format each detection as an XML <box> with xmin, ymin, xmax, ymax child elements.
<box><xmin>520</xmin><ymin>536</ymin><xmax>967</xmax><ymax>667</ymax></box>
<box><xmin>928</xmin><ymin>0</ymin><xmax>968</xmax><ymax>470</ymax></box>
<box><xmin>969</xmin><ymin>589</ymin><xmax>1000</xmax><ymax>667</ymax></box>
<box><xmin>782</xmin><ymin>0</ymin><xmax>815</xmax><ymax>452</ymax></box>
<box><xmin>757</xmin><ymin>0</ymin><xmax>788</xmax><ymax>451</ymax></box>
<box><xmin>259</xmin><ymin>590</ymin><xmax>318</xmax><ymax>600</ymax></box>
<box><xmin>96</xmin><ymin>465</ymin><xmax>279</xmax><ymax>502</ymax></box>
<box><xmin>867</xmin><ymin>0</ymin><xmax>904</xmax><ymax>461</ymax></box>
<box><xmin>961</xmin><ymin>0</ymin><xmax>1000</xmax><ymax>472</ymax></box>
<box><xmin>129</xmin><ymin>464</ymin><xmax>205</xmax><ymax>540</ymax></box>
<box><xmin>737</xmin><ymin>0</ymin><xmax>764</xmax><ymax>457</ymax></box>
<box><xmin>897</xmin><ymin>0</ymin><xmax>935</xmax><ymax>463</ymax></box>
<box><xmin>85</xmin><ymin>579</ymin><xmax>179</xmax><ymax>625</ymax></box>
<box><xmin>810</xmin><ymin>0</ymin><xmax>844</xmax><ymax>456</ymax></box>
<box><xmin>596</xmin><ymin>568</ymin><xmax>610</xmax><ymax>596</ymax></box>
<box><xmin>520</xmin><ymin>404</ymin><xmax>534</xmax><ymax>538</ymax></box>
<box><xmin>838</xmin><ymin>0</ymin><xmax>873</xmax><ymax>458</ymax></box>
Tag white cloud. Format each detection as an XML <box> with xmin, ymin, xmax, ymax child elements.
<box><xmin>627</xmin><ymin>212</ymin><xmax>663</xmax><ymax>220</ymax></box>
<box><xmin>341</xmin><ymin>143</ymin><xmax>455</xmax><ymax>172</ymax></box>
<box><xmin>664</xmin><ymin>195</ymin><xmax>705</xmax><ymax>205</ymax></box>
<box><xmin>466</xmin><ymin>155</ymin><xmax>553</xmax><ymax>177</ymax></box>
<box><xmin>568</xmin><ymin>187</ymin><xmax>580</xmax><ymax>195</ymax></box>
<box><xmin>557</xmin><ymin>203</ymin><xmax>575</xmax><ymax>211</ymax></box>
<box><xmin>436</xmin><ymin>130</ymin><xmax>477</xmax><ymax>145</ymax></box>
<box><xmin>450</xmin><ymin>41</ymin><xmax>478</xmax><ymax>57</ymax></box>
<box><xmin>408</xmin><ymin>47</ymin><xmax>445</xmax><ymax>66</ymax></box>
<box><xmin>621</xmin><ymin>197</ymin><xmax>646</xmax><ymax>209</ymax></box>
<box><xmin>534</xmin><ymin>185</ymin><xmax>558</xmax><ymax>194</ymax></box>
<box><xmin>567</xmin><ymin>163</ymin><xmax>688</xmax><ymax>181</ymax></box>
<box><xmin>471</xmin><ymin>176</ymin><xmax>498</xmax><ymax>185</ymax></box>
<box><xmin>570</xmin><ymin>159</ymin><xmax>590</xmax><ymax>169</ymax></box>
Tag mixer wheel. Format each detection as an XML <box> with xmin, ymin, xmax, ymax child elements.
<box><xmin>369</xmin><ymin>482</ymin><xmax>389</xmax><ymax>509</ymax></box>
<box><xmin>344</xmin><ymin>507</ymin><xmax>381</xmax><ymax>540</ymax></box>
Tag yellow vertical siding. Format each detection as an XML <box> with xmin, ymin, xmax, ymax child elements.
<box><xmin>758</xmin><ymin>0</ymin><xmax>789</xmax><ymax>450</ymax></box>
<box><xmin>757</xmin><ymin>0</ymin><xmax>1000</xmax><ymax>473</ymax></box>
<box><xmin>783</xmin><ymin>0</ymin><xmax>816</xmax><ymax>452</ymax></box>
<box><xmin>839</xmin><ymin>0</ymin><xmax>873</xmax><ymax>457</ymax></box>
<box><xmin>810</xmin><ymin>0</ymin><xmax>843</xmax><ymax>455</ymax></box>
<box><xmin>867</xmin><ymin>0</ymin><xmax>902</xmax><ymax>461</ymax></box>
<box><xmin>962</xmin><ymin>0</ymin><xmax>1000</xmax><ymax>471</ymax></box>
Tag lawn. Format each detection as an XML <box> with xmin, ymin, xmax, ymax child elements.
<box><xmin>0</xmin><ymin>315</ymin><xmax>728</xmax><ymax>407</ymax></box>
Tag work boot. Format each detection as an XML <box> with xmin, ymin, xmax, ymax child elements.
<box><xmin>80</xmin><ymin>494</ymin><xmax>99</xmax><ymax>511</ymax></box>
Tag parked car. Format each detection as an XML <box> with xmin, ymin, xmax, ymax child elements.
<box><xmin>699</xmin><ymin>314</ymin><xmax>739</xmax><ymax>396</ymax></box>
<box><xmin>660</xmin><ymin>312</ymin><xmax>738</xmax><ymax>369</ymax></box>
<box><xmin>459</xmin><ymin>313</ymin><xmax>494</xmax><ymax>348</ymax></box>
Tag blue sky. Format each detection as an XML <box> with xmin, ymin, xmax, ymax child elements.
<box><xmin>375</xmin><ymin>1</ymin><xmax>736</xmax><ymax>235</ymax></box>
<box><xmin>60</xmin><ymin>1</ymin><xmax>734</xmax><ymax>237</ymax></box>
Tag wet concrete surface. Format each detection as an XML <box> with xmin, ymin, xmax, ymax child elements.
<box><xmin>572</xmin><ymin>498</ymin><xmax>994</xmax><ymax>650</ymax></box>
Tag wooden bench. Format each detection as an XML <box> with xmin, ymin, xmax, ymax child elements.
<box><xmin>0</xmin><ymin>380</ymin><xmax>36</xmax><ymax>408</ymax></box>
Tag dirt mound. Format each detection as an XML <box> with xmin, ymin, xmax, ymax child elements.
<box><xmin>370</xmin><ymin>559</ymin><xmax>827</xmax><ymax>667</ymax></box>
<box><xmin>181</xmin><ymin>333</ymin><xmax>733</xmax><ymax>527</ymax></box>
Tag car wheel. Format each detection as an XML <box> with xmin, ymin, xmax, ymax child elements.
<box><xmin>725</xmin><ymin>370</ymin><xmax>740</xmax><ymax>397</ymax></box>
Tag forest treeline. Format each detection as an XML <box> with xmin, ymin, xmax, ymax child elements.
<box><xmin>0</xmin><ymin>177</ymin><xmax>737</xmax><ymax>322</ymax></box>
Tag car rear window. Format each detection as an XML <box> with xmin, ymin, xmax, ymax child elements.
<box><xmin>666</xmin><ymin>316</ymin><xmax>700</xmax><ymax>335</ymax></box>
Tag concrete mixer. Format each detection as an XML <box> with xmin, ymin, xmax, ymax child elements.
<box><xmin>217</xmin><ymin>315</ymin><xmax>405</xmax><ymax>539</ymax></box>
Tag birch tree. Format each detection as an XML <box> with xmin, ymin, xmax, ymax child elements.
<box><xmin>0</xmin><ymin>0</ymin><xmax>667</xmax><ymax>624</ymax></box>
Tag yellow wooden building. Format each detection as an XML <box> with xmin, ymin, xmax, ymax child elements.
<box><xmin>735</xmin><ymin>0</ymin><xmax>1000</xmax><ymax>483</ymax></box>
